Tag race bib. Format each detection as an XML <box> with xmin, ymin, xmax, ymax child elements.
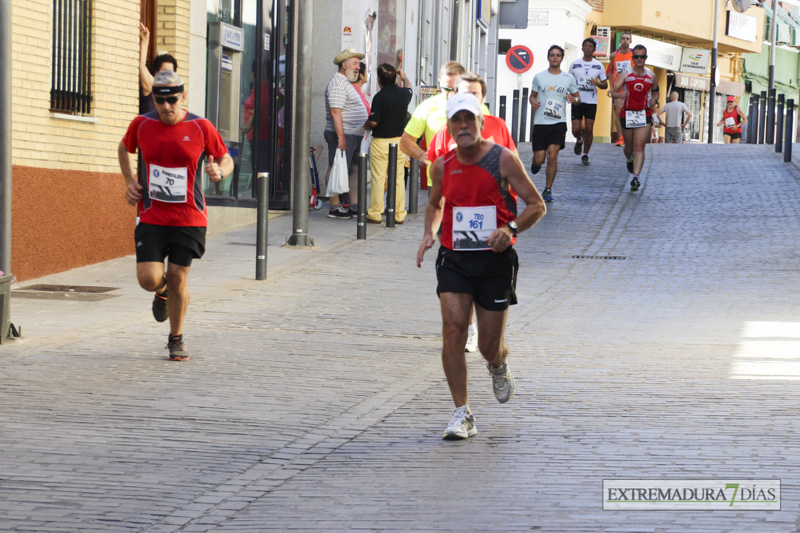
<box><xmin>577</xmin><ymin>76</ymin><xmax>593</xmax><ymax>91</ymax></box>
<box><xmin>616</xmin><ymin>60</ymin><xmax>632</xmax><ymax>75</ymax></box>
<box><xmin>724</xmin><ymin>117</ymin><xmax>736</xmax><ymax>128</ymax></box>
<box><xmin>625</xmin><ymin>110</ymin><xmax>647</xmax><ymax>128</ymax></box>
<box><xmin>543</xmin><ymin>98</ymin><xmax>564</xmax><ymax>120</ymax></box>
<box><xmin>452</xmin><ymin>206</ymin><xmax>497</xmax><ymax>251</ymax></box>
<box><xmin>149</xmin><ymin>164</ymin><xmax>188</xmax><ymax>203</ymax></box>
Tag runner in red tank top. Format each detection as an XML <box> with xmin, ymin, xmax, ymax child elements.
<box><xmin>716</xmin><ymin>95</ymin><xmax>748</xmax><ymax>144</ymax></box>
<box><xmin>119</xmin><ymin>71</ymin><xmax>233</xmax><ymax>361</ymax></box>
<box><xmin>415</xmin><ymin>93</ymin><xmax>546</xmax><ymax>440</ymax></box>
<box><xmin>427</xmin><ymin>72</ymin><xmax>517</xmax><ymax>354</ymax></box>
<box><xmin>610</xmin><ymin>44</ymin><xmax>660</xmax><ymax>192</ymax></box>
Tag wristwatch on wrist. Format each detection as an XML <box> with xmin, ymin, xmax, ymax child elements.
<box><xmin>506</xmin><ymin>220</ymin><xmax>519</xmax><ymax>236</ymax></box>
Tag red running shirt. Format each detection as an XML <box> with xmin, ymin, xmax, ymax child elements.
<box><xmin>440</xmin><ymin>144</ymin><xmax>518</xmax><ymax>251</ymax></box>
<box><xmin>620</xmin><ymin>68</ymin><xmax>657</xmax><ymax>117</ymax></box>
<box><xmin>123</xmin><ymin>112</ymin><xmax>228</xmax><ymax>227</ymax></box>
<box><xmin>723</xmin><ymin>107</ymin><xmax>742</xmax><ymax>134</ymax></box>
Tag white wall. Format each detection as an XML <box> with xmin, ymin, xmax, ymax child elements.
<box><xmin>189</xmin><ymin>0</ymin><xmax>208</xmax><ymax>117</ymax></box>
<box><xmin>311</xmin><ymin>0</ymin><xmax>344</xmax><ymax>164</ymax></box>
<box><xmin>495</xmin><ymin>0</ymin><xmax>591</xmax><ymax>141</ymax></box>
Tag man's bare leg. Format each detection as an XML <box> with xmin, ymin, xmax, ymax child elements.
<box><xmin>440</xmin><ymin>292</ymin><xmax>473</xmax><ymax>408</ymax></box>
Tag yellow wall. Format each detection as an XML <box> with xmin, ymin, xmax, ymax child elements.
<box><xmin>157</xmin><ymin>0</ymin><xmax>192</xmax><ymax>98</ymax></box>
<box><xmin>11</xmin><ymin>0</ymin><xmax>192</xmax><ymax>173</ymax></box>
<box><xmin>587</xmin><ymin>1</ymin><xmax>749</xmax><ymax>142</ymax></box>
<box><xmin>601</xmin><ymin>0</ymin><xmax>764</xmax><ymax>54</ymax></box>
<box><xmin>12</xmin><ymin>0</ymin><xmax>139</xmax><ymax>172</ymax></box>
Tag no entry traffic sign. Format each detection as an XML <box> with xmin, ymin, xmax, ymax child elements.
<box><xmin>505</xmin><ymin>45</ymin><xmax>534</xmax><ymax>74</ymax></box>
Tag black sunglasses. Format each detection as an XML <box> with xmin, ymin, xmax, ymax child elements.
<box><xmin>633</xmin><ymin>54</ymin><xmax>647</xmax><ymax>59</ymax></box>
<box><xmin>154</xmin><ymin>95</ymin><xmax>180</xmax><ymax>105</ymax></box>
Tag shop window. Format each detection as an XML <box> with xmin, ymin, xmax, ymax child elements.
<box><xmin>50</xmin><ymin>0</ymin><xmax>93</xmax><ymax>115</ymax></box>
<box><xmin>498</xmin><ymin>39</ymin><xmax>512</xmax><ymax>55</ymax></box>
<box><xmin>376</xmin><ymin>0</ymin><xmax>407</xmax><ymax>95</ymax></box>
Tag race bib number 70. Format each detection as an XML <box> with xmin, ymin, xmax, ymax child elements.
<box><xmin>149</xmin><ymin>164</ymin><xmax>188</xmax><ymax>203</ymax></box>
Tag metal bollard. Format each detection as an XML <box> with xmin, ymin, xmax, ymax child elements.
<box><xmin>747</xmin><ymin>95</ymin><xmax>758</xmax><ymax>144</ymax></box>
<box><xmin>767</xmin><ymin>88</ymin><xmax>776</xmax><ymax>145</ymax></box>
<box><xmin>357</xmin><ymin>154</ymin><xmax>367</xmax><ymax>240</ymax></box>
<box><xmin>511</xmin><ymin>90</ymin><xmax>520</xmax><ymax>145</ymax></box>
<box><xmin>759</xmin><ymin>90</ymin><xmax>767</xmax><ymax>144</ymax></box>
<box><xmin>386</xmin><ymin>143</ymin><xmax>398</xmax><ymax>227</ymax></box>
<box><xmin>520</xmin><ymin>88</ymin><xmax>530</xmax><ymax>143</ymax></box>
<box><xmin>784</xmin><ymin>99</ymin><xmax>794</xmax><ymax>163</ymax></box>
<box><xmin>256</xmin><ymin>172</ymin><xmax>269</xmax><ymax>280</ymax></box>
<box><xmin>408</xmin><ymin>157</ymin><xmax>420</xmax><ymax>214</ymax></box>
<box><xmin>499</xmin><ymin>95</ymin><xmax>507</xmax><ymax>122</ymax></box>
<box><xmin>776</xmin><ymin>94</ymin><xmax>785</xmax><ymax>153</ymax></box>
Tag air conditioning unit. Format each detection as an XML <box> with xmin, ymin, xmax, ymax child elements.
<box><xmin>593</xmin><ymin>26</ymin><xmax>611</xmax><ymax>59</ymax></box>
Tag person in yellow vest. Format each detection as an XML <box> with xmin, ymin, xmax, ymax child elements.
<box><xmin>399</xmin><ymin>61</ymin><xmax>466</xmax><ymax>187</ymax></box>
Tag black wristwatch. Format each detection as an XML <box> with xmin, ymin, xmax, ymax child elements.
<box><xmin>506</xmin><ymin>220</ymin><xmax>519</xmax><ymax>236</ymax></box>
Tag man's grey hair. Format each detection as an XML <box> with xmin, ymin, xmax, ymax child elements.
<box><xmin>154</xmin><ymin>70</ymin><xmax>184</xmax><ymax>87</ymax></box>
<box><xmin>670</xmin><ymin>91</ymin><xmax>679</xmax><ymax>101</ymax></box>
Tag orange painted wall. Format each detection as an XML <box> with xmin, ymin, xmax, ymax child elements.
<box><xmin>12</xmin><ymin>166</ymin><xmax>136</xmax><ymax>281</ymax></box>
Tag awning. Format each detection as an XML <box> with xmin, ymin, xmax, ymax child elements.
<box><xmin>673</xmin><ymin>73</ymin><xmax>745</xmax><ymax>97</ymax></box>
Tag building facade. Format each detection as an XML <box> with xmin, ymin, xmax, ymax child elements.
<box><xmin>9</xmin><ymin>0</ymin><xmax>497</xmax><ymax>281</ymax></box>
<box><xmin>12</xmin><ymin>0</ymin><xmax>143</xmax><ymax>281</ymax></box>
<box><xmin>588</xmin><ymin>0</ymin><xmax>765</xmax><ymax>144</ymax></box>
<box><xmin>494</xmin><ymin>0</ymin><xmax>593</xmax><ymax>143</ymax></box>
<box><xmin>741</xmin><ymin>1</ymin><xmax>800</xmax><ymax>142</ymax></box>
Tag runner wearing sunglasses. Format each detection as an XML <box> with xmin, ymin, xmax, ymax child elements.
<box><xmin>609</xmin><ymin>44</ymin><xmax>659</xmax><ymax>192</ymax></box>
<box><xmin>118</xmin><ymin>70</ymin><xmax>234</xmax><ymax>361</ymax></box>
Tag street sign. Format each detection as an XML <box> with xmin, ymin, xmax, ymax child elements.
<box><xmin>505</xmin><ymin>45</ymin><xmax>534</xmax><ymax>74</ymax></box>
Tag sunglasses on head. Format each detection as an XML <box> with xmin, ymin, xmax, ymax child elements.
<box><xmin>154</xmin><ymin>95</ymin><xmax>180</xmax><ymax>105</ymax></box>
<box><xmin>633</xmin><ymin>54</ymin><xmax>647</xmax><ymax>59</ymax></box>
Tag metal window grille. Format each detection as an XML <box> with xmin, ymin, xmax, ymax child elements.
<box><xmin>50</xmin><ymin>0</ymin><xmax>93</xmax><ymax>114</ymax></box>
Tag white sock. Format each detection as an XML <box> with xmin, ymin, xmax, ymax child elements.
<box><xmin>468</xmin><ymin>323</ymin><xmax>477</xmax><ymax>333</ymax></box>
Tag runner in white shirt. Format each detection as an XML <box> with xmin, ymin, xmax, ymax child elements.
<box><xmin>569</xmin><ymin>38</ymin><xmax>608</xmax><ymax>165</ymax></box>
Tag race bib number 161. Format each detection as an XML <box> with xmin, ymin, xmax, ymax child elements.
<box><xmin>452</xmin><ymin>206</ymin><xmax>497</xmax><ymax>251</ymax></box>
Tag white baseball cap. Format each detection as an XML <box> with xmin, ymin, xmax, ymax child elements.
<box><xmin>446</xmin><ymin>93</ymin><xmax>482</xmax><ymax>119</ymax></box>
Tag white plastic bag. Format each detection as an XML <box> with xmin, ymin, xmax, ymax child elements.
<box><xmin>327</xmin><ymin>149</ymin><xmax>349</xmax><ymax>195</ymax></box>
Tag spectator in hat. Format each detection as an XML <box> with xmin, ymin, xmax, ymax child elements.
<box><xmin>324</xmin><ymin>48</ymin><xmax>368</xmax><ymax>218</ymax></box>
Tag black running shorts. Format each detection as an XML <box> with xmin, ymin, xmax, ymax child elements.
<box><xmin>724</xmin><ymin>132</ymin><xmax>742</xmax><ymax>140</ymax></box>
<box><xmin>435</xmin><ymin>246</ymin><xmax>518</xmax><ymax>311</ymax></box>
<box><xmin>134</xmin><ymin>223</ymin><xmax>206</xmax><ymax>267</ymax></box>
<box><xmin>531</xmin><ymin>122</ymin><xmax>567</xmax><ymax>152</ymax></box>
<box><xmin>571</xmin><ymin>103</ymin><xmax>597</xmax><ymax>121</ymax></box>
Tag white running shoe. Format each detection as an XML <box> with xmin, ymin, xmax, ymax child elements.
<box><xmin>487</xmin><ymin>362</ymin><xmax>515</xmax><ymax>403</ymax></box>
<box><xmin>465</xmin><ymin>326</ymin><xmax>478</xmax><ymax>353</ymax></box>
<box><xmin>443</xmin><ymin>406</ymin><xmax>477</xmax><ymax>440</ymax></box>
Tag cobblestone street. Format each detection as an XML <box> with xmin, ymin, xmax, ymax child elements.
<box><xmin>2</xmin><ymin>141</ymin><xmax>799</xmax><ymax>532</ymax></box>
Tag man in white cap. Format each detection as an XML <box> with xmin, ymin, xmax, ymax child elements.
<box><xmin>325</xmin><ymin>48</ymin><xmax>367</xmax><ymax>218</ymax></box>
<box><xmin>416</xmin><ymin>93</ymin><xmax>546</xmax><ymax>440</ymax></box>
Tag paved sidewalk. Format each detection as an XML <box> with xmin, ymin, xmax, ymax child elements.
<box><xmin>2</xmin><ymin>141</ymin><xmax>800</xmax><ymax>532</ymax></box>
